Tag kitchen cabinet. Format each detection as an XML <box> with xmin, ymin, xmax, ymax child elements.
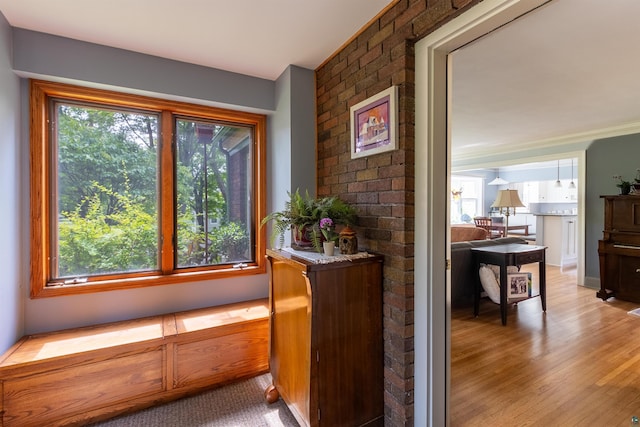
<box><xmin>536</xmin><ymin>214</ymin><xmax>577</xmax><ymax>270</ymax></box>
<box><xmin>265</xmin><ymin>249</ymin><xmax>384</xmax><ymax>427</ymax></box>
<box><xmin>537</xmin><ymin>181</ymin><xmax>576</xmax><ymax>202</ymax></box>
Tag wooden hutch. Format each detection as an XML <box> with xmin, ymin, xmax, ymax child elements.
<box><xmin>265</xmin><ymin>248</ymin><xmax>383</xmax><ymax>427</ymax></box>
<box><xmin>598</xmin><ymin>195</ymin><xmax>640</xmax><ymax>302</ymax></box>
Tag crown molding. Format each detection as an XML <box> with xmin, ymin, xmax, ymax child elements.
<box><xmin>453</xmin><ymin>120</ymin><xmax>640</xmax><ymax>166</ymax></box>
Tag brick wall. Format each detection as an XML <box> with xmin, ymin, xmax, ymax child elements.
<box><xmin>315</xmin><ymin>0</ymin><xmax>479</xmax><ymax>425</ymax></box>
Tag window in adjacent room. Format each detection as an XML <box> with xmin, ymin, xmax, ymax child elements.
<box><xmin>451</xmin><ymin>175</ymin><xmax>483</xmax><ymax>224</ymax></box>
<box><xmin>30</xmin><ymin>80</ymin><xmax>267</xmax><ymax>297</ymax></box>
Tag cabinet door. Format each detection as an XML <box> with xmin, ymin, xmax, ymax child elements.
<box><xmin>314</xmin><ymin>262</ymin><xmax>383</xmax><ymax>426</ymax></box>
<box><xmin>560</xmin><ymin>216</ymin><xmax>577</xmax><ymax>269</ymax></box>
<box><xmin>609</xmin><ymin>197</ymin><xmax>640</xmax><ymax>233</ymax></box>
<box><xmin>269</xmin><ymin>258</ymin><xmax>312</xmax><ymax>425</ymax></box>
<box><xmin>543</xmin><ymin>216</ymin><xmax>562</xmax><ymax>265</ymax></box>
<box><xmin>562</xmin><ymin>217</ymin><xmax>577</xmax><ymax>258</ymax></box>
<box><xmin>521</xmin><ymin>181</ymin><xmax>538</xmax><ymax>205</ymax></box>
<box><xmin>617</xmin><ymin>255</ymin><xmax>640</xmax><ymax>302</ymax></box>
<box><xmin>539</xmin><ymin>180</ymin><xmax>574</xmax><ymax>202</ymax></box>
<box><xmin>538</xmin><ymin>181</ymin><xmax>548</xmax><ymax>201</ymax></box>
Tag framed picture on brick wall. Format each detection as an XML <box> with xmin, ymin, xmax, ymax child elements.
<box><xmin>350</xmin><ymin>85</ymin><xmax>397</xmax><ymax>159</ymax></box>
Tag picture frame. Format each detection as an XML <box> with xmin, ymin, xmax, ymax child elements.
<box><xmin>507</xmin><ymin>272</ymin><xmax>531</xmax><ymax>300</ymax></box>
<box><xmin>350</xmin><ymin>86</ymin><xmax>398</xmax><ymax>159</ymax></box>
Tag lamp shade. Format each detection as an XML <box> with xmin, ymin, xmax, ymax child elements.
<box><xmin>488</xmin><ymin>176</ymin><xmax>509</xmax><ymax>186</ymax></box>
<box><xmin>491</xmin><ymin>189</ymin><xmax>525</xmax><ymax>208</ymax></box>
<box><xmin>488</xmin><ymin>168</ymin><xmax>508</xmax><ymax>185</ymax></box>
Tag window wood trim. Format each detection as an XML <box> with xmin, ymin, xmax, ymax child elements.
<box><xmin>30</xmin><ymin>80</ymin><xmax>267</xmax><ymax>298</ymax></box>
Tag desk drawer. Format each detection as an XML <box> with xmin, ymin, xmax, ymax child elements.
<box><xmin>515</xmin><ymin>251</ymin><xmax>543</xmax><ymax>265</ymax></box>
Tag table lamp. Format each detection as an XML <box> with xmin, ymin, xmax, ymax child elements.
<box><xmin>491</xmin><ymin>189</ymin><xmax>525</xmax><ymax>236</ymax></box>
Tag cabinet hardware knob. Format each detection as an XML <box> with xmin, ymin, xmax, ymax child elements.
<box><xmin>636</xmin><ymin>269</ymin><xmax>640</xmax><ymax>273</ymax></box>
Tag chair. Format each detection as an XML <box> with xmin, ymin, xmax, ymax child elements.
<box><xmin>474</xmin><ymin>216</ymin><xmax>502</xmax><ymax>239</ymax></box>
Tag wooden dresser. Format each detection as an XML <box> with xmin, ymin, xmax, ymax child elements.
<box><xmin>598</xmin><ymin>195</ymin><xmax>640</xmax><ymax>302</ymax></box>
<box><xmin>265</xmin><ymin>249</ymin><xmax>384</xmax><ymax>427</ymax></box>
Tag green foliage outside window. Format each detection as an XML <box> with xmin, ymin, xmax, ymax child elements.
<box><xmin>54</xmin><ymin>103</ymin><xmax>252</xmax><ymax>280</ymax></box>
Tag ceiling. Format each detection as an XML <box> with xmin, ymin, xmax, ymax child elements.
<box><xmin>1</xmin><ymin>0</ymin><xmax>638</xmax><ymax>165</ymax></box>
<box><xmin>451</xmin><ymin>0</ymin><xmax>640</xmax><ymax>160</ymax></box>
<box><xmin>0</xmin><ymin>0</ymin><xmax>394</xmax><ymax>80</ymax></box>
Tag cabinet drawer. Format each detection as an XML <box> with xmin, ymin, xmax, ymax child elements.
<box><xmin>515</xmin><ymin>251</ymin><xmax>543</xmax><ymax>265</ymax></box>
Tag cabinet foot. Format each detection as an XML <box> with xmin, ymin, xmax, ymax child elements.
<box><xmin>264</xmin><ymin>384</ymin><xmax>279</xmax><ymax>404</ymax></box>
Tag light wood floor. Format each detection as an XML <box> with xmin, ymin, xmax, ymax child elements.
<box><xmin>451</xmin><ymin>265</ymin><xmax>640</xmax><ymax>426</ymax></box>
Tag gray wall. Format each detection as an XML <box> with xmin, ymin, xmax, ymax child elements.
<box><xmin>4</xmin><ymin>27</ymin><xmax>315</xmax><ymax>343</ymax></box>
<box><xmin>13</xmin><ymin>29</ymin><xmax>274</xmax><ymax>112</ymax></box>
<box><xmin>585</xmin><ymin>134</ymin><xmax>640</xmax><ymax>281</ymax></box>
<box><xmin>0</xmin><ymin>13</ymin><xmax>22</xmax><ymax>354</ymax></box>
<box><xmin>268</xmin><ymin>65</ymin><xmax>316</xmax><ymax>247</ymax></box>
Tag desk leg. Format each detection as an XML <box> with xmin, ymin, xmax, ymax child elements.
<box><xmin>474</xmin><ymin>264</ymin><xmax>480</xmax><ymax>317</ymax></box>
<box><xmin>500</xmin><ymin>263</ymin><xmax>508</xmax><ymax>325</ymax></box>
<box><xmin>539</xmin><ymin>258</ymin><xmax>546</xmax><ymax>312</ymax></box>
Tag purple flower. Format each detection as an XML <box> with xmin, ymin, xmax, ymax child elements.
<box><xmin>319</xmin><ymin>217</ymin><xmax>338</xmax><ymax>242</ymax></box>
<box><xmin>320</xmin><ymin>218</ymin><xmax>333</xmax><ymax>229</ymax></box>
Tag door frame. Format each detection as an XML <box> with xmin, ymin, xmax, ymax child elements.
<box><xmin>414</xmin><ymin>0</ymin><xmax>549</xmax><ymax>425</ymax></box>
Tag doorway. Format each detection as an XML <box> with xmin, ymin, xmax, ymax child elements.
<box><xmin>413</xmin><ymin>0</ymin><xmax>551</xmax><ymax>425</ymax></box>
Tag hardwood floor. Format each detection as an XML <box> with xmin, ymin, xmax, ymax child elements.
<box><xmin>451</xmin><ymin>265</ymin><xmax>640</xmax><ymax>426</ymax></box>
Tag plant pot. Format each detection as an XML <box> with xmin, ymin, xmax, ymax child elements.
<box><xmin>323</xmin><ymin>241</ymin><xmax>335</xmax><ymax>256</ymax></box>
<box><xmin>293</xmin><ymin>226</ymin><xmax>314</xmax><ymax>248</ymax></box>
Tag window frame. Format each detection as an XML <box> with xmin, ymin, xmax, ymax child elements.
<box><xmin>30</xmin><ymin>80</ymin><xmax>267</xmax><ymax>298</ymax></box>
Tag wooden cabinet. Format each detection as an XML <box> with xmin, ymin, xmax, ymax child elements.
<box><xmin>0</xmin><ymin>300</ymin><xmax>269</xmax><ymax>427</ymax></box>
<box><xmin>265</xmin><ymin>249</ymin><xmax>383</xmax><ymax>427</ymax></box>
<box><xmin>598</xmin><ymin>195</ymin><xmax>640</xmax><ymax>302</ymax></box>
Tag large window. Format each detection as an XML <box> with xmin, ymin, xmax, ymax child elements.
<box><xmin>30</xmin><ymin>80</ymin><xmax>266</xmax><ymax>297</ymax></box>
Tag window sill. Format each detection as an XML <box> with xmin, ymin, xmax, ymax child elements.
<box><xmin>31</xmin><ymin>264</ymin><xmax>267</xmax><ymax>299</ymax></box>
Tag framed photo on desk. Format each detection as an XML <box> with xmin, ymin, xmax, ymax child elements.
<box><xmin>508</xmin><ymin>272</ymin><xmax>531</xmax><ymax>300</ymax></box>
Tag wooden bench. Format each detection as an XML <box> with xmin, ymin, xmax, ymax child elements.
<box><xmin>0</xmin><ymin>298</ymin><xmax>269</xmax><ymax>427</ymax></box>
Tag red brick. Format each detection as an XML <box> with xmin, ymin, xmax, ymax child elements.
<box><xmin>315</xmin><ymin>0</ymin><xmax>478</xmax><ymax>423</ymax></box>
<box><xmin>359</xmin><ymin>43</ymin><xmax>383</xmax><ymax>68</ymax></box>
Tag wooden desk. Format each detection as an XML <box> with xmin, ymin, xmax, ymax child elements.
<box><xmin>471</xmin><ymin>244</ymin><xmax>547</xmax><ymax>325</ymax></box>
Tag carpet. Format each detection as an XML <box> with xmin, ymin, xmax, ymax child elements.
<box><xmin>88</xmin><ymin>374</ymin><xmax>299</xmax><ymax>427</ymax></box>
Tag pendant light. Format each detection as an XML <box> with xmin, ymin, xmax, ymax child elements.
<box><xmin>488</xmin><ymin>168</ymin><xmax>509</xmax><ymax>186</ymax></box>
<box><xmin>568</xmin><ymin>159</ymin><xmax>576</xmax><ymax>189</ymax></box>
<box><xmin>554</xmin><ymin>160</ymin><xmax>562</xmax><ymax>187</ymax></box>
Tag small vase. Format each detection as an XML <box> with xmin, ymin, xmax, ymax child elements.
<box><xmin>323</xmin><ymin>241</ymin><xmax>335</xmax><ymax>256</ymax></box>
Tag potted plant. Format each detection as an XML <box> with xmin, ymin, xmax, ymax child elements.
<box><xmin>615</xmin><ymin>175</ymin><xmax>631</xmax><ymax>195</ymax></box>
<box><xmin>261</xmin><ymin>189</ymin><xmax>356</xmax><ymax>252</ymax></box>
<box><xmin>634</xmin><ymin>169</ymin><xmax>640</xmax><ymax>193</ymax></box>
